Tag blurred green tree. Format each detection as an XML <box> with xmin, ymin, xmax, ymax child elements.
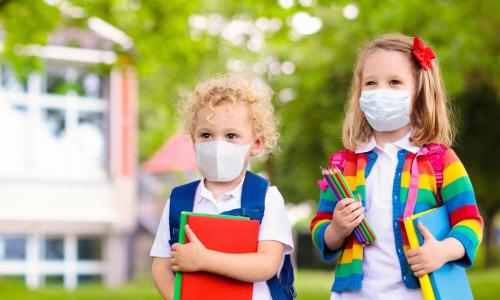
<box><xmin>455</xmin><ymin>71</ymin><xmax>500</xmax><ymax>267</ymax></box>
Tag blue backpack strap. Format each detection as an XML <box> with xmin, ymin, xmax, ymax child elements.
<box><xmin>168</xmin><ymin>180</ymin><xmax>200</xmax><ymax>246</ymax></box>
<box><xmin>222</xmin><ymin>171</ymin><xmax>267</xmax><ymax>221</ymax></box>
<box><xmin>267</xmin><ymin>255</ymin><xmax>296</xmax><ymax>300</ymax></box>
<box><xmin>223</xmin><ymin>171</ymin><xmax>296</xmax><ymax>300</ymax></box>
<box><xmin>241</xmin><ymin>171</ymin><xmax>267</xmax><ymax>221</ymax></box>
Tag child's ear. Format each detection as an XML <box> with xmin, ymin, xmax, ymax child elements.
<box><xmin>250</xmin><ymin>136</ymin><xmax>265</xmax><ymax>156</ymax></box>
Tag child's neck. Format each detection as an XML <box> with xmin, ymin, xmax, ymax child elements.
<box><xmin>373</xmin><ymin>125</ymin><xmax>412</xmax><ymax>148</ymax></box>
<box><xmin>204</xmin><ymin>170</ymin><xmax>246</xmax><ymax>200</ymax></box>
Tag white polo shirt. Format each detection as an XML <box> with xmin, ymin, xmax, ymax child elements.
<box><xmin>331</xmin><ymin>132</ymin><xmax>423</xmax><ymax>300</ymax></box>
<box><xmin>150</xmin><ymin>176</ymin><xmax>294</xmax><ymax>300</ymax></box>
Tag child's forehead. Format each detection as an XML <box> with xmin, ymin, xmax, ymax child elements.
<box><xmin>362</xmin><ymin>49</ymin><xmax>415</xmax><ymax>76</ymax></box>
<box><xmin>195</xmin><ymin>100</ymin><xmax>252</xmax><ymax>126</ymax></box>
<box><xmin>365</xmin><ymin>49</ymin><xmax>411</xmax><ymax>65</ymax></box>
<box><xmin>199</xmin><ymin>100</ymin><xmax>248</xmax><ymax>114</ymax></box>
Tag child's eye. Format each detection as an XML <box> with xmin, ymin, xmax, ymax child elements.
<box><xmin>365</xmin><ymin>81</ymin><xmax>376</xmax><ymax>86</ymax></box>
<box><xmin>226</xmin><ymin>133</ymin><xmax>239</xmax><ymax>140</ymax></box>
<box><xmin>200</xmin><ymin>133</ymin><xmax>211</xmax><ymax>139</ymax></box>
<box><xmin>390</xmin><ymin>79</ymin><xmax>401</xmax><ymax>85</ymax></box>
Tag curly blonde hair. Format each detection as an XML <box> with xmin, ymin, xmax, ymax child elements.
<box><xmin>178</xmin><ymin>74</ymin><xmax>279</xmax><ymax>153</ymax></box>
<box><xmin>343</xmin><ymin>33</ymin><xmax>455</xmax><ymax>150</ymax></box>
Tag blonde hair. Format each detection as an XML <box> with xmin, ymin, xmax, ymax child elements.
<box><xmin>342</xmin><ymin>33</ymin><xmax>455</xmax><ymax>150</ymax></box>
<box><xmin>178</xmin><ymin>74</ymin><xmax>279</xmax><ymax>153</ymax></box>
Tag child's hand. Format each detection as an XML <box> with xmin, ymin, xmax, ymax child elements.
<box><xmin>329</xmin><ymin>198</ymin><xmax>365</xmax><ymax>239</ymax></box>
<box><xmin>406</xmin><ymin>223</ymin><xmax>447</xmax><ymax>277</ymax></box>
<box><xmin>170</xmin><ymin>225</ymin><xmax>208</xmax><ymax>273</ymax></box>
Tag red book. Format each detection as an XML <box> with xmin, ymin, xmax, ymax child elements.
<box><xmin>173</xmin><ymin>212</ymin><xmax>260</xmax><ymax>300</ymax></box>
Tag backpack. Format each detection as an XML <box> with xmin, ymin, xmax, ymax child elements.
<box><xmin>168</xmin><ymin>171</ymin><xmax>296</xmax><ymax>300</ymax></box>
<box><xmin>329</xmin><ymin>144</ymin><xmax>446</xmax><ymax>215</ymax></box>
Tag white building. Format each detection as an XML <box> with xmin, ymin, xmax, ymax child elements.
<box><xmin>0</xmin><ymin>18</ymin><xmax>137</xmax><ymax>288</ymax></box>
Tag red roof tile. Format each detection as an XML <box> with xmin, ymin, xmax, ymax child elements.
<box><xmin>142</xmin><ymin>132</ymin><xmax>197</xmax><ymax>173</ymax></box>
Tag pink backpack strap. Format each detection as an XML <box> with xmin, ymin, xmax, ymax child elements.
<box><xmin>426</xmin><ymin>143</ymin><xmax>447</xmax><ymax>205</ymax></box>
<box><xmin>403</xmin><ymin>147</ymin><xmax>429</xmax><ymax>218</ymax></box>
<box><xmin>402</xmin><ymin>144</ymin><xmax>447</xmax><ymax>218</ymax></box>
<box><xmin>317</xmin><ymin>150</ymin><xmax>351</xmax><ymax>191</ymax></box>
<box><xmin>329</xmin><ymin>149</ymin><xmax>351</xmax><ymax>172</ymax></box>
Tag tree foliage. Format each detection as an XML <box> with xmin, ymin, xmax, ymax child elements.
<box><xmin>0</xmin><ymin>0</ymin><xmax>498</xmax><ymax>206</ymax></box>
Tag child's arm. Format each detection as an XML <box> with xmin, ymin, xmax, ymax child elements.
<box><xmin>152</xmin><ymin>257</ymin><xmax>175</xmax><ymax>300</ymax></box>
<box><xmin>171</xmin><ymin>225</ymin><xmax>284</xmax><ymax>282</ymax></box>
<box><xmin>406</xmin><ymin>148</ymin><xmax>484</xmax><ymax>277</ymax></box>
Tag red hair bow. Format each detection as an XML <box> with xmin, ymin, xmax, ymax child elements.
<box><xmin>411</xmin><ymin>34</ymin><xmax>435</xmax><ymax>70</ymax></box>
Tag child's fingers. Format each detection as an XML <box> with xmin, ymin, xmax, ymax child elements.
<box><xmin>346</xmin><ymin>202</ymin><xmax>362</xmax><ymax>213</ymax></box>
<box><xmin>414</xmin><ymin>269</ymin><xmax>429</xmax><ymax>277</ymax></box>
<box><xmin>350</xmin><ymin>209</ymin><xmax>365</xmax><ymax>225</ymax></box>
<box><xmin>410</xmin><ymin>263</ymin><xmax>423</xmax><ymax>272</ymax></box>
<box><xmin>185</xmin><ymin>225</ymin><xmax>202</xmax><ymax>245</ymax></box>
<box><xmin>171</xmin><ymin>264</ymin><xmax>180</xmax><ymax>272</ymax></box>
<box><xmin>406</xmin><ymin>255</ymin><xmax>421</xmax><ymax>265</ymax></box>
<box><xmin>337</xmin><ymin>198</ymin><xmax>355</xmax><ymax>211</ymax></box>
<box><xmin>339</xmin><ymin>201</ymin><xmax>361</xmax><ymax>216</ymax></box>
<box><xmin>406</xmin><ymin>249</ymin><xmax>418</xmax><ymax>258</ymax></box>
<box><xmin>346</xmin><ymin>204</ymin><xmax>364</xmax><ymax>220</ymax></box>
<box><xmin>417</xmin><ymin>222</ymin><xmax>435</xmax><ymax>242</ymax></box>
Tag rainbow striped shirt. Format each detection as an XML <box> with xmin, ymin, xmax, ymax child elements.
<box><xmin>310</xmin><ymin>145</ymin><xmax>483</xmax><ymax>292</ymax></box>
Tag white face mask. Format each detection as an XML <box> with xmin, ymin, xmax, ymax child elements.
<box><xmin>195</xmin><ymin>140</ymin><xmax>251</xmax><ymax>182</ymax></box>
<box><xmin>359</xmin><ymin>89</ymin><xmax>412</xmax><ymax>132</ymax></box>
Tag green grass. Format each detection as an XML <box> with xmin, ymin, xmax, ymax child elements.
<box><xmin>1</xmin><ymin>268</ymin><xmax>499</xmax><ymax>300</ymax></box>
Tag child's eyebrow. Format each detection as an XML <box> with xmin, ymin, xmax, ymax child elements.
<box><xmin>195</xmin><ymin>127</ymin><xmax>213</xmax><ymax>132</ymax></box>
<box><xmin>387</xmin><ymin>74</ymin><xmax>405</xmax><ymax>79</ymax></box>
<box><xmin>224</xmin><ymin>128</ymin><xmax>243</xmax><ymax>133</ymax></box>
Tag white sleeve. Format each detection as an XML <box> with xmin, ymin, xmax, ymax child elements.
<box><xmin>150</xmin><ymin>199</ymin><xmax>172</xmax><ymax>257</ymax></box>
<box><xmin>258</xmin><ymin>186</ymin><xmax>294</xmax><ymax>254</ymax></box>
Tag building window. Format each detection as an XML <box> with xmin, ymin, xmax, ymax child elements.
<box><xmin>77</xmin><ymin>237</ymin><xmax>102</xmax><ymax>261</ymax></box>
<box><xmin>77</xmin><ymin>274</ymin><xmax>102</xmax><ymax>285</ymax></box>
<box><xmin>0</xmin><ymin>64</ymin><xmax>109</xmax><ymax>180</ymax></box>
<box><xmin>0</xmin><ymin>65</ymin><xmax>27</xmax><ymax>92</ymax></box>
<box><xmin>0</xmin><ymin>235</ymin><xmax>26</xmax><ymax>260</ymax></box>
<box><xmin>41</xmin><ymin>238</ymin><xmax>64</xmax><ymax>261</ymax></box>
<box><xmin>44</xmin><ymin>66</ymin><xmax>105</xmax><ymax>98</ymax></box>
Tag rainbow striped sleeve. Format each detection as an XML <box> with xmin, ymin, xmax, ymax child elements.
<box><xmin>310</xmin><ymin>186</ymin><xmax>342</xmax><ymax>262</ymax></box>
<box><xmin>441</xmin><ymin>148</ymin><xmax>484</xmax><ymax>267</ymax></box>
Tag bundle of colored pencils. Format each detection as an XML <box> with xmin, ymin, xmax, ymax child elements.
<box><xmin>320</xmin><ymin>166</ymin><xmax>376</xmax><ymax>245</ymax></box>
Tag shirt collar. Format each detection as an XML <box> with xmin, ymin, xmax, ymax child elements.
<box><xmin>393</xmin><ymin>131</ymin><xmax>420</xmax><ymax>154</ymax></box>
<box><xmin>355</xmin><ymin>131</ymin><xmax>420</xmax><ymax>154</ymax></box>
<box><xmin>198</xmin><ymin>175</ymin><xmax>245</xmax><ymax>204</ymax></box>
<box><xmin>355</xmin><ymin>136</ymin><xmax>378</xmax><ymax>154</ymax></box>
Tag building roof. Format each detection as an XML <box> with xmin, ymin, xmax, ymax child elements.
<box><xmin>142</xmin><ymin>132</ymin><xmax>198</xmax><ymax>174</ymax></box>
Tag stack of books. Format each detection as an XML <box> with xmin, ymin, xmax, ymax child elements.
<box><xmin>173</xmin><ymin>212</ymin><xmax>260</xmax><ymax>300</ymax></box>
